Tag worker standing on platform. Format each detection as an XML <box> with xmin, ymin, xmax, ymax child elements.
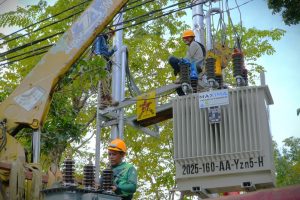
<box><xmin>105</xmin><ymin>138</ymin><xmax>137</xmax><ymax>200</ymax></box>
<box><xmin>93</xmin><ymin>28</ymin><xmax>117</xmax><ymax>108</ymax></box>
<box><xmin>168</xmin><ymin>29</ymin><xmax>205</xmax><ymax>85</ymax></box>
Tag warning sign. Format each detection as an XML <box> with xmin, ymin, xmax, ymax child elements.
<box><xmin>136</xmin><ymin>91</ymin><xmax>156</xmax><ymax>121</ymax></box>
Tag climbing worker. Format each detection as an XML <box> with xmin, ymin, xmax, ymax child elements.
<box><xmin>104</xmin><ymin>138</ymin><xmax>137</xmax><ymax>200</ymax></box>
<box><xmin>168</xmin><ymin>29</ymin><xmax>205</xmax><ymax>95</ymax></box>
<box><xmin>93</xmin><ymin>28</ymin><xmax>118</xmax><ymax>108</ymax></box>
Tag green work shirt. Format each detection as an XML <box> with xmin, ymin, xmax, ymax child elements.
<box><xmin>113</xmin><ymin>162</ymin><xmax>137</xmax><ymax>200</ymax></box>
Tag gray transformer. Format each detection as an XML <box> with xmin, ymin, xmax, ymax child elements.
<box><xmin>172</xmin><ymin>86</ymin><xmax>275</xmax><ymax>195</ymax></box>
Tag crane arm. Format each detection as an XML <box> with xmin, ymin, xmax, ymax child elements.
<box><xmin>0</xmin><ymin>0</ymin><xmax>128</xmax><ymax>135</ymax></box>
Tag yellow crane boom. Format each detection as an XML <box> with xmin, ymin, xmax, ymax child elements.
<box><xmin>0</xmin><ymin>0</ymin><xmax>128</xmax><ymax>180</ymax></box>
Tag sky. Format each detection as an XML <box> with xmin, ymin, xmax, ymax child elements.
<box><xmin>0</xmin><ymin>0</ymin><xmax>299</xmax><ymax>150</ymax></box>
<box><xmin>228</xmin><ymin>0</ymin><xmax>300</xmax><ymax>148</ymax></box>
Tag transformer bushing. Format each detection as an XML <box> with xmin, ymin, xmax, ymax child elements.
<box><xmin>232</xmin><ymin>50</ymin><xmax>247</xmax><ymax>86</ymax></box>
<box><xmin>179</xmin><ymin>59</ymin><xmax>191</xmax><ymax>85</ymax></box>
<box><xmin>179</xmin><ymin>59</ymin><xmax>198</xmax><ymax>94</ymax></box>
<box><xmin>215</xmin><ymin>75</ymin><xmax>223</xmax><ymax>89</ymax></box>
<box><xmin>83</xmin><ymin>163</ymin><xmax>95</xmax><ymax>189</ymax></box>
<box><xmin>205</xmin><ymin>57</ymin><xmax>217</xmax><ymax>87</ymax></box>
<box><xmin>63</xmin><ymin>158</ymin><xmax>76</xmax><ymax>186</ymax></box>
<box><xmin>102</xmin><ymin>166</ymin><xmax>114</xmax><ymax>191</ymax></box>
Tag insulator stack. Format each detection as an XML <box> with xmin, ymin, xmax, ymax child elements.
<box><xmin>232</xmin><ymin>51</ymin><xmax>243</xmax><ymax>77</ymax></box>
<box><xmin>63</xmin><ymin>158</ymin><xmax>75</xmax><ymax>185</ymax></box>
<box><xmin>242</xmin><ymin>68</ymin><xmax>248</xmax><ymax>86</ymax></box>
<box><xmin>83</xmin><ymin>163</ymin><xmax>95</xmax><ymax>189</ymax></box>
<box><xmin>206</xmin><ymin>57</ymin><xmax>216</xmax><ymax>80</ymax></box>
<box><xmin>191</xmin><ymin>79</ymin><xmax>198</xmax><ymax>93</ymax></box>
<box><xmin>179</xmin><ymin>62</ymin><xmax>190</xmax><ymax>84</ymax></box>
<box><xmin>215</xmin><ymin>75</ymin><xmax>223</xmax><ymax>89</ymax></box>
<box><xmin>102</xmin><ymin>167</ymin><xmax>114</xmax><ymax>191</ymax></box>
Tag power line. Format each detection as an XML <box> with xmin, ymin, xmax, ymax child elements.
<box><xmin>126</xmin><ymin>0</ymin><xmax>145</xmax><ymax>6</ymax></box>
<box><xmin>1</xmin><ymin>0</ymin><xmax>254</xmax><ymax>65</ymax></box>
<box><xmin>0</xmin><ymin>9</ymin><xmax>83</xmax><ymax>46</ymax></box>
<box><xmin>121</xmin><ymin>0</ymin><xmax>155</xmax><ymax>13</ymax></box>
<box><xmin>0</xmin><ymin>31</ymin><xmax>63</xmax><ymax>57</ymax></box>
<box><xmin>0</xmin><ymin>0</ymin><xmax>203</xmax><ymax>61</ymax></box>
<box><xmin>113</xmin><ymin>0</ymin><xmax>192</xmax><ymax>28</ymax></box>
<box><xmin>0</xmin><ymin>0</ymin><xmax>91</xmax><ymax>41</ymax></box>
<box><xmin>0</xmin><ymin>49</ymin><xmax>48</xmax><ymax>67</ymax></box>
<box><xmin>0</xmin><ymin>0</ymin><xmax>8</xmax><ymax>6</ymax></box>
<box><xmin>0</xmin><ymin>44</ymin><xmax>53</xmax><ymax>62</ymax></box>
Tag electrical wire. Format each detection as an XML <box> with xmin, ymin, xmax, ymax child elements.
<box><xmin>1</xmin><ymin>0</ymin><xmax>190</xmax><ymax>58</ymax></box>
<box><xmin>0</xmin><ymin>50</ymin><xmax>48</xmax><ymax>67</ymax></box>
<box><xmin>126</xmin><ymin>0</ymin><xmax>145</xmax><ymax>6</ymax></box>
<box><xmin>0</xmin><ymin>0</ymin><xmax>253</xmax><ymax>66</ymax></box>
<box><xmin>0</xmin><ymin>44</ymin><xmax>53</xmax><ymax>62</ymax></box>
<box><xmin>0</xmin><ymin>0</ymin><xmax>8</xmax><ymax>6</ymax></box>
<box><xmin>112</xmin><ymin>0</ymin><xmax>194</xmax><ymax>28</ymax></box>
<box><xmin>0</xmin><ymin>0</ymin><xmax>91</xmax><ymax>41</ymax></box>
<box><xmin>0</xmin><ymin>9</ymin><xmax>83</xmax><ymax>46</ymax></box>
<box><xmin>0</xmin><ymin>31</ymin><xmax>63</xmax><ymax>58</ymax></box>
<box><xmin>121</xmin><ymin>0</ymin><xmax>156</xmax><ymax>13</ymax></box>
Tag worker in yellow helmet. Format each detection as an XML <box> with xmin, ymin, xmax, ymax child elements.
<box><xmin>105</xmin><ymin>138</ymin><xmax>137</xmax><ymax>200</ymax></box>
<box><xmin>168</xmin><ymin>29</ymin><xmax>206</xmax><ymax>95</ymax></box>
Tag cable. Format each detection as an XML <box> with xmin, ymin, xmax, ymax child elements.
<box><xmin>0</xmin><ymin>44</ymin><xmax>53</xmax><ymax>62</ymax></box>
<box><xmin>121</xmin><ymin>0</ymin><xmax>155</xmax><ymax>13</ymax></box>
<box><xmin>0</xmin><ymin>0</ymin><xmax>8</xmax><ymax>6</ymax></box>
<box><xmin>114</xmin><ymin>0</ymin><xmax>208</xmax><ymax>32</ymax></box>
<box><xmin>112</xmin><ymin>0</ymin><xmax>193</xmax><ymax>28</ymax></box>
<box><xmin>0</xmin><ymin>44</ymin><xmax>52</xmax><ymax>62</ymax></box>
<box><xmin>0</xmin><ymin>31</ymin><xmax>63</xmax><ymax>58</ymax></box>
<box><xmin>1</xmin><ymin>0</ymin><xmax>183</xmax><ymax>58</ymax></box>
<box><xmin>1</xmin><ymin>0</ymin><xmax>189</xmax><ymax>58</ymax></box>
<box><xmin>1</xmin><ymin>0</ymin><xmax>253</xmax><ymax>65</ymax></box>
<box><xmin>0</xmin><ymin>50</ymin><xmax>48</xmax><ymax>67</ymax></box>
<box><xmin>234</xmin><ymin>0</ymin><xmax>243</xmax><ymax>46</ymax></box>
<box><xmin>0</xmin><ymin>0</ymin><xmax>91</xmax><ymax>41</ymax></box>
<box><xmin>126</xmin><ymin>0</ymin><xmax>144</xmax><ymax>6</ymax></box>
<box><xmin>0</xmin><ymin>9</ymin><xmax>83</xmax><ymax>46</ymax></box>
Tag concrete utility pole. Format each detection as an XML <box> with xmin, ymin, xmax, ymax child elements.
<box><xmin>192</xmin><ymin>0</ymin><xmax>205</xmax><ymax>44</ymax></box>
<box><xmin>111</xmin><ymin>12</ymin><xmax>125</xmax><ymax>139</ymax></box>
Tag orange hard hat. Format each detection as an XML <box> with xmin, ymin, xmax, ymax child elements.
<box><xmin>108</xmin><ymin>138</ymin><xmax>126</xmax><ymax>153</ymax></box>
<box><xmin>182</xmin><ymin>29</ymin><xmax>195</xmax><ymax>38</ymax></box>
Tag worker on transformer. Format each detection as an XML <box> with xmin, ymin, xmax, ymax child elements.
<box><xmin>168</xmin><ymin>29</ymin><xmax>205</xmax><ymax>95</ymax></box>
<box><xmin>103</xmin><ymin>138</ymin><xmax>137</xmax><ymax>200</ymax></box>
<box><xmin>93</xmin><ymin>28</ymin><xmax>117</xmax><ymax>108</ymax></box>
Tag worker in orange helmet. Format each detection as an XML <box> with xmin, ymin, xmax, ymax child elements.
<box><xmin>168</xmin><ymin>29</ymin><xmax>205</xmax><ymax>95</ymax></box>
<box><xmin>105</xmin><ymin>138</ymin><xmax>137</xmax><ymax>200</ymax></box>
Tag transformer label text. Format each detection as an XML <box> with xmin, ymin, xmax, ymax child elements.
<box><xmin>181</xmin><ymin>156</ymin><xmax>264</xmax><ymax>175</ymax></box>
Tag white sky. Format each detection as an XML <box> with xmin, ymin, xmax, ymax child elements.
<box><xmin>0</xmin><ymin>0</ymin><xmax>299</xmax><ymax>150</ymax></box>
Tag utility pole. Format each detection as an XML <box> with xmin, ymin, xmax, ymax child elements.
<box><xmin>192</xmin><ymin>0</ymin><xmax>205</xmax><ymax>44</ymax></box>
<box><xmin>111</xmin><ymin>12</ymin><xmax>125</xmax><ymax>139</ymax></box>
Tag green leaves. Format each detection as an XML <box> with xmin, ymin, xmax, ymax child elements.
<box><xmin>273</xmin><ymin>137</ymin><xmax>300</xmax><ymax>187</ymax></box>
<box><xmin>267</xmin><ymin>0</ymin><xmax>300</xmax><ymax>25</ymax></box>
<box><xmin>0</xmin><ymin>0</ymin><xmax>289</xmax><ymax>198</ymax></box>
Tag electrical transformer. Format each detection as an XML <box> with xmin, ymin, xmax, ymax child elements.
<box><xmin>172</xmin><ymin>86</ymin><xmax>275</xmax><ymax>195</ymax></box>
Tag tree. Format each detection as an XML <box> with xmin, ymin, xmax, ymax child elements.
<box><xmin>267</xmin><ymin>0</ymin><xmax>300</xmax><ymax>25</ymax></box>
<box><xmin>0</xmin><ymin>0</ymin><xmax>285</xmax><ymax>199</ymax></box>
<box><xmin>273</xmin><ymin>137</ymin><xmax>300</xmax><ymax>186</ymax></box>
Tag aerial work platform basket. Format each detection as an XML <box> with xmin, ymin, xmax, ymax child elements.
<box><xmin>172</xmin><ymin>86</ymin><xmax>275</xmax><ymax>195</ymax></box>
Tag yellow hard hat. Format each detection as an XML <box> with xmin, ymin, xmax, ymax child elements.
<box><xmin>108</xmin><ymin>138</ymin><xmax>126</xmax><ymax>153</ymax></box>
<box><xmin>182</xmin><ymin>29</ymin><xmax>195</xmax><ymax>38</ymax></box>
